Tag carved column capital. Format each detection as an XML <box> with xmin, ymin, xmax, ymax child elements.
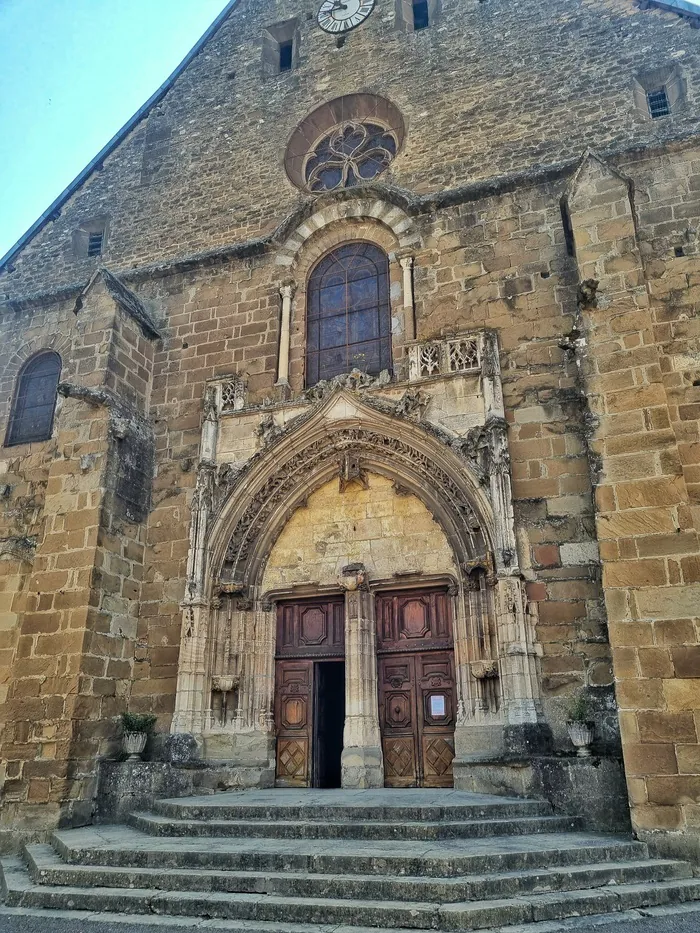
<box><xmin>399</xmin><ymin>255</ymin><xmax>414</xmax><ymax>271</ymax></box>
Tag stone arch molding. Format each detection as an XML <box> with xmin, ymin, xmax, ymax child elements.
<box><xmin>206</xmin><ymin>389</ymin><xmax>495</xmax><ymax>600</ymax></box>
<box><xmin>173</xmin><ymin>388</ymin><xmax>544</xmax><ymax>745</ymax></box>
<box><xmin>275</xmin><ymin>197</ymin><xmax>420</xmax><ymax>270</ymax></box>
<box><xmin>1</xmin><ymin>334</ymin><xmax>72</xmax><ymax>383</ymax></box>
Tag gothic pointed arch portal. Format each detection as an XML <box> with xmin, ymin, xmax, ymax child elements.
<box><xmin>172</xmin><ymin>389</ymin><xmax>543</xmax><ymax>788</ymax></box>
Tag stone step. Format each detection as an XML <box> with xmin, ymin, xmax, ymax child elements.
<box><xmin>151</xmin><ymin>794</ymin><xmax>552</xmax><ymax>824</ymax></box>
<box><xmin>51</xmin><ymin>825</ymin><xmax>650</xmax><ymax>877</ymax></box>
<box><xmin>127</xmin><ymin>811</ymin><xmax>581</xmax><ymax>840</ymax></box>
<box><xmin>3</xmin><ymin>904</ymin><xmax>700</xmax><ymax>933</ymax></box>
<box><xmin>3</xmin><ymin>856</ymin><xmax>700</xmax><ymax>930</ymax></box>
<box><xmin>24</xmin><ymin>843</ymin><xmax>694</xmax><ymax>903</ymax></box>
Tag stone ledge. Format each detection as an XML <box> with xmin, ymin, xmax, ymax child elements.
<box><xmin>454</xmin><ymin>754</ymin><xmax>630</xmax><ymax>833</ymax></box>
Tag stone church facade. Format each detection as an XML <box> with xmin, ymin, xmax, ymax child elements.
<box><xmin>0</xmin><ymin>0</ymin><xmax>699</xmax><ymax>863</ymax></box>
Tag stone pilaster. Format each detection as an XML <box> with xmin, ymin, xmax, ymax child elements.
<box><xmin>340</xmin><ymin>567</ymin><xmax>384</xmax><ymax>788</ymax></box>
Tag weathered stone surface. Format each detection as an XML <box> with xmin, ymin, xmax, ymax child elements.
<box><xmin>0</xmin><ymin>0</ymin><xmax>698</xmax><ymax>858</ymax></box>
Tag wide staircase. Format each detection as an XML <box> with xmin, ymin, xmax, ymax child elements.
<box><xmin>2</xmin><ymin>789</ymin><xmax>700</xmax><ymax>930</ymax></box>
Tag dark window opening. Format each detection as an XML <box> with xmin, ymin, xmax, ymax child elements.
<box><xmin>413</xmin><ymin>0</ymin><xmax>430</xmax><ymax>29</ymax></box>
<box><xmin>279</xmin><ymin>39</ymin><xmax>293</xmax><ymax>72</ymax></box>
<box><xmin>6</xmin><ymin>352</ymin><xmax>61</xmax><ymax>447</ymax></box>
<box><xmin>647</xmin><ymin>87</ymin><xmax>670</xmax><ymax>119</ymax></box>
<box><xmin>306</xmin><ymin>242</ymin><xmax>393</xmax><ymax>388</ymax></box>
<box><xmin>674</xmin><ymin>246</ymin><xmax>685</xmax><ymax>257</ymax></box>
<box><xmin>560</xmin><ymin>200</ymin><xmax>576</xmax><ymax>258</ymax></box>
<box><xmin>87</xmin><ymin>231</ymin><xmax>104</xmax><ymax>257</ymax></box>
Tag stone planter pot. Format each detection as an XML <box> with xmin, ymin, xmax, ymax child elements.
<box><xmin>567</xmin><ymin>720</ymin><xmax>595</xmax><ymax>757</ymax></box>
<box><xmin>123</xmin><ymin>731</ymin><xmax>148</xmax><ymax>761</ymax></box>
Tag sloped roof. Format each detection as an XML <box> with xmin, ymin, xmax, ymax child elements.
<box><xmin>644</xmin><ymin>0</ymin><xmax>700</xmax><ymax>22</ymax></box>
<box><xmin>0</xmin><ymin>0</ymin><xmax>239</xmax><ymax>272</ymax></box>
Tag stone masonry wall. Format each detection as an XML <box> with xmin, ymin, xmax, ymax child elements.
<box><xmin>0</xmin><ymin>0</ymin><xmax>698</xmax><ymax>846</ymax></box>
<box><xmin>0</xmin><ymin>284</ymin><xmax>156</xmax><ymax>837</ymax></box>
<box><xmin>262</xmin><ymin>473</ymin><xmax>458</xmax><ymax>592</ymax></box>
<box><xmin>2</xmin><ymin>0</ymin><xmax>700</xmax><ymax>296</ymax></box>
<box><xmin>566</xmin><ymin>151</ymin><xmax>700</xmax><ymax>858</ymax></box>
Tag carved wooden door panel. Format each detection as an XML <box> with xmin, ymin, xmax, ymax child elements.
<box><xmin>276</xmin><ymin>598</ymin><xmax>345</xmax><ymax>658</ymax></box>
<box><xmin>377</xmin><ymin>589</ymin><xmax>456</xmax><ymax>788</ymax></box>
<box><xmin>275</xmin><ymin>659</ymin><xmax>313</xmax><ymax>787</ymax></box>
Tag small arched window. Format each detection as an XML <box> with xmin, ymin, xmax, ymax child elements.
<box><xmin>6</xmin><ymin>352</ymin><xmax>62</xmax><ymax>447</ymax></box>
<box><xmin>306</xmin><ymin>242</ymin><xmax>392</xmax><ymax>387</ymax></box>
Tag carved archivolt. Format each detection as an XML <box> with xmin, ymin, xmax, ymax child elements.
<box><xmin>204</xmin><ymin>392</ymin><xmax>496</xmax><ymax>600</ymax></box>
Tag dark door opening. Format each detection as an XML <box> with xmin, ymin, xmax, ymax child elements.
<box><xmin>313</xmin><ymin>660</ymin><xmax>345</xmax><ymax>788</ymax></box>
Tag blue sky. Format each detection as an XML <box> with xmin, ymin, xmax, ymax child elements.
<box><xmin>2</xmin><ymin>0</ymin><xmax>699</xmax><ymax>261</ymax></box>
<box><xmin>0</xmin><ymin>0</ymin><xmax>231</xmax><ymax>259</ymax></box>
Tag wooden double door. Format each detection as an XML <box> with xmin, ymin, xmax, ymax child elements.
<box><xmin>274</xmin><ymin>588</ymin><xmax>456</xmax><ymax>789</ymax></box>
<box><xmin>275</xmin><ymin>597</ymin><xmax>346</xmax><ymax>788</ymax></box>
<box><xmin>376</xmin><ymin>589</ymin><xmax>457</xmax><ymax>788</ymax></box>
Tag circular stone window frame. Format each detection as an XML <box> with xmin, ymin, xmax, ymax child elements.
<box><xmin>284</xmin><ymin>93</ymin><xmax>406</xmax><ymax>194</ymax></box>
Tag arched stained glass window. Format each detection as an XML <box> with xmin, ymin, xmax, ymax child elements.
<box><xmin>306</xmin><ymin>242</ymin><xmax>392</xmax><ymax>387</ymax></box>
<box><xmin>6</xmin><ymin>352</ymin><xmax>61</xmax><ymax>447</ymax></box>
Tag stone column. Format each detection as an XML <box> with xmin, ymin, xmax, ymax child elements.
<box><xmin>399</xmin><ymin>255</ymin><xmax>416</xmax><ymax>341</ymax></box>
<box><xmin>171</xmin><ymin>600</ymin><xmax>211</xmax><ymax>736</ymax></box>
<box><xmin>172</xmin><ymin>387</ymin><xmax>219</xmax><ymax>737</ymax></box>
<box><xmin>276</xmin><ymin>283</ymin><xmax>295</xmax><ymax>390</ymax></box>
<box><xmin>495</xmin><ymin>575</ymin><xmax>542</xmax><ymax>729</ymax></box>
<box><xmin>340</xmin><ymin>566</ymin><xmax>384</xmax><ymax>788</ymax></box>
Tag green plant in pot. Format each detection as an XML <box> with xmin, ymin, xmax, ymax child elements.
<box><xmin>120</xmin><ymin>712</ymin><xmax>157</xmax><ymax>761</ymax></box>
<box><xmin>566</xmin><ymin>691</ymin><xmax>595</xmax><ymax>758</ymax></box>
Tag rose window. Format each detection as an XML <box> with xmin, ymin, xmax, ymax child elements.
<box><xmin>284</xmin><ymin>94</ymin><xmax>405</xmax><ymax>193</ymax></box>
<box><xmin>304</xmin><ymin>121</ymin><xmax>398</xmax><ymax>192</ymax></box>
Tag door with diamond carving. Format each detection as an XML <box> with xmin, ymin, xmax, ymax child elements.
<box><xmin>377</xmin><ymin>589</ymin><xmax>456</xmax><ymax>788</ymax></box>
<box><xmin>275</xmin><ymin>659</ymin><xmax>313</xmax><ymax>786</ymax></box>
<box><xmin>275</xmin><ymin>597</ymin><xmax>345</xmax><ymax>788</ymax></box>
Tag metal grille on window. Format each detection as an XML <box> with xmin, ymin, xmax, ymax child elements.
<box><xmin>6</xmin><ymin>351</ymin><xmax>61</xmax><ymax>446</ymax></box>
<box><xmin>87</xmin><ymin>231</ymin><xmax>104</xmax><ymax>257</ymax></box>
<box><xmin>647</xmin><ymin>87</ymin><xmax>670</xmax><ymax>120</ymax></box>
<box><xmin>306</xmin><ymin>242</ymin><xmax>392</xmax><ymax>387</ymax></box>
<box><xmin>304</xmin><ymin>122</ymin><xmax>398</xmax><ymax>193</ymax></box>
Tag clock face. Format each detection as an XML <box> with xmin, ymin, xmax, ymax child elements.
<box><xmin>317</xmin><ymin>0</ymin><xmax>376</xmax><ymax>33</ymax></box>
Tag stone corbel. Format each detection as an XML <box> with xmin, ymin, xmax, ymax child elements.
<box><xmin>57</xmin><ymin>381</ymin><xmax>137</xmax><ymax>440</ymax></box>
<box><xmin>339</xmin><ymin>562</ymin><xmax>369</xmax><ymax>591</ymax></box>
<box><xmin>338</xmin><ymin>452</ymin><xmax>369</xmax><ymax>493</ymax></box>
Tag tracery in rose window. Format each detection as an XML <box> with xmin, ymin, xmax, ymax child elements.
<box><xmin>304</xmin><ymin>121</ymin><xmax>398</xmax><ymax>192</ymax></box>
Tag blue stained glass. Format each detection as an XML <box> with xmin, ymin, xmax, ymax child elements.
<box><xmin>305</xmin><ymin>243</ymin><xmax>392</xmax><ymax>388</ymax></box>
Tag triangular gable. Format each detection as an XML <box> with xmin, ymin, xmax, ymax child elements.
<box><xmin>76</xmin><ymin>268</ymin><xmax>161</xmax><ymax>339</ymax></box>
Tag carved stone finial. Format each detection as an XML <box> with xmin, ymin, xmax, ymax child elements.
<box><xmin>255</xmin><ymin>413</ymin><xmax>281</xmax><ymax>447</ymax></box>
<box><xmin>394</xmin><ymin>387</ymin><xmax>428</xmax><ymax>420</ymax></box>
<box><xmin>203</xmin><ymin>385</ymin><xmax>218</xmax><ymax>423</ymax></box>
